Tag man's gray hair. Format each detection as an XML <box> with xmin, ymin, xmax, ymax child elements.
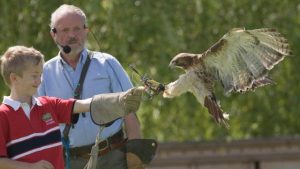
<box><xmin>50</xmin><ymin>4</ymin><xmax>87</xmax><ymax>28</ymax></box>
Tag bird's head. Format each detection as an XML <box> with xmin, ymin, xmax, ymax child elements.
<box><xmin>169</xmin><ymin>53</ymin><xmax>197</xmax><ymax>70</ymax></box>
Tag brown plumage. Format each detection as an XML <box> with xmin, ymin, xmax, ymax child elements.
<box><xmin>163</xmin><ymin>28</ymin><xmax>291</xmax><ymax>128</ymax></box>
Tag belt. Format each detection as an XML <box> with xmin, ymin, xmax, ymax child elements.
<box><xmin>69</xmin><ymin>129</ymin><xmax>126</xmax><ymax>158</ymax></box>
<box><xmin>69</xmin><ymin>144</ymin><xmax>92</xmax><ymax>159</ymax></box>
<box><xmin>98</xmin><ymin>137</ymin><xmax>127</xmax><ymax>156</ymax></box>
<box><xmin>98</xmin><ymin>129</ymin><xmax>126</xmax><ymax>156</ymax></box>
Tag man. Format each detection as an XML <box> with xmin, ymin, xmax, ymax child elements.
<box><xmin>38</xmin><ymin>4</ymin><xmax>142</xmax><ymax>169</ymax></box>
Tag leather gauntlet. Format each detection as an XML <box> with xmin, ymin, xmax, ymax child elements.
<box><xmin>90</xmin><ymin>87</ymin><xmax>144</xmax><ymax>125</ymax></box>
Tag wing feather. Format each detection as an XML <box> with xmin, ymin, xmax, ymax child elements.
<box><xmin>201</xmin><ymin>28</ymin><xmax>290</xmax><ymax>93</ymax></box>
<box><xmin>248</xmin><ymin>28</ymin><xmax>290</xmax><ymax>55</ymax></box>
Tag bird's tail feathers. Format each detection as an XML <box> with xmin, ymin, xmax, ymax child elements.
<box><xmin>204</xmin><ymin>95</ymin><xmax>230</xmax><ymax>128</ymax></box>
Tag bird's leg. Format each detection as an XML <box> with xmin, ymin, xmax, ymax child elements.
<box><xmin>144</xmin><ymin>79</ymin><xmax>165</xmax><ymax>96</ymax></box>
<box><xmin>129</xmin><ymin>64</ymin><xmax>165</xmax><ymax>97</ymax></box>
<box><xmin>204</xmin><ymin>95</ymin><xmax>230</xmax><ymax>128</ymax></box>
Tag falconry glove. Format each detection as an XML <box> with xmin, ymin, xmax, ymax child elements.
<box><xmin>90</xmin><ymin>87</ymin><xmax>144</xmax><ymax>125</ymax></box>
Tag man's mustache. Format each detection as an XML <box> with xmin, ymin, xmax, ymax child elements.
<box><xmin>67</xmin><ymin>38</ymin><xmax>77</xmax><ymax>44</ymax></box>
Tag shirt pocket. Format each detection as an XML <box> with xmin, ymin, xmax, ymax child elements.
<box><xmin>84</xmin><ymin>73</ymin><xmax>111</xmax><ymax>94</ymax></box>
<box><xmin>92</xmin><ymin>73</ymin><xmax>109</xmax><ymax>80</ymax></box>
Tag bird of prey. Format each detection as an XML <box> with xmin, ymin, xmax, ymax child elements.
<box><xmin>163</xmin><ymin>28</ymin><xmax>291</xmax><ymax>128</ymax></box>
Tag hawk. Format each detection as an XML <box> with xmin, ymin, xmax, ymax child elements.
<box><xmin>163</xmin><ymin>28</ymin><xmax>291</xmax><ymax>128</ymax></box>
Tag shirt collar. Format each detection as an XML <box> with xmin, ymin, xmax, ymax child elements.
<box><xmin>59</xmin><ymin>48</ymin><xmax>88</xmax><ymax>66</ymax></box>
<box><xmin>2</xmin><ymin>96</ymin><xmax>42</xmax><ymax>111</ymax></box>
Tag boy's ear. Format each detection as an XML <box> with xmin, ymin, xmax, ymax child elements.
<box><xmin>9</xmin><ymin>73</ymin><xmax>19</xmax><ymax>83</ymax></box>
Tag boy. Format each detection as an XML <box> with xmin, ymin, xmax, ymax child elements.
<box><xmin>0</xmin><ymin>46</ymin><xmax>143</xmax><ymax>169</ymax></box>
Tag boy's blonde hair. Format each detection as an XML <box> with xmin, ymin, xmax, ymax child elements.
<box><xmin>0</xmin><ymin>46</ymin><xmax>44</xmax><ymax>86</ymax></box>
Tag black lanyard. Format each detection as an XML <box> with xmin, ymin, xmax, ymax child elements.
<box><xmin>63</xmin><ymin>51</ymin><xmax>93</xmax><ymax>140</ymax></box>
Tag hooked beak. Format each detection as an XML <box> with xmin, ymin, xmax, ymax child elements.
<box><xmin>168</xmin><ymin>61</ymin><xmax>176</xmax><ymax>69</ymax></box>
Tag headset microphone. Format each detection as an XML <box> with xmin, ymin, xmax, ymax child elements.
<box><xmin>55</xmin><ymin>42</ymin><xmax>71</xmax><ymax>54</ymax></box>
<box><xmin>61</xmin><ymin>45</ymin><xmax>71</xmax><ymax>54</ymax></box>
<box><xmin>51</xmin><ymin>28</ymin><xmax>71</xmax><ymax>54</ymax></box>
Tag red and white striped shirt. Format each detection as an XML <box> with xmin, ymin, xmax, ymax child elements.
<box><xmin>0</xmin><ymin>96</ymin><xmax>75</xmax><ymax>169</ymax></box>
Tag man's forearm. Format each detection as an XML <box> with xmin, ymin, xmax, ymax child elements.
<box><xmin>124</xmin><ymin>113</ymin><xmax>142</xmax><ymax>139</ymax></box>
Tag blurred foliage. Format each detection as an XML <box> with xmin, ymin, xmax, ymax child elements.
<box><xmin>0</xmin><ymin>0</ymin><xmax>299</xmax><ymax>142</ymax></box>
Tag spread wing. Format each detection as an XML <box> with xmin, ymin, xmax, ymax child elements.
<box><xmin>202</xmin><ymin>28</ymin><xmax>291</xmax><ymax>94</ymax></box>
<box><xmin>164</xmin><ymin>28</ymin><xmax>290</xmax><ymax>127</ymax></box>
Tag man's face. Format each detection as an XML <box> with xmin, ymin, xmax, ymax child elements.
<box><xmin>52</xmin><ymin>13</ymin><xmax>88</xmax><ymax>56</ymax></box>
<box><xmin>14</xmin><ymin>62</ymin><xmax>43</xmax><ymax>97</ymax></box>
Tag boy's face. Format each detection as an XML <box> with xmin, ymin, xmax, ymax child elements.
<box><xmin>13</xmin><ymin>61</ymin><xmax>43</xmax><ymax>97</ymax></box>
